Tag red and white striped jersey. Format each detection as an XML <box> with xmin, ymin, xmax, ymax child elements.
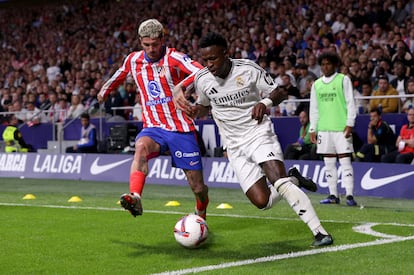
<box><xmin>99</xmin><ymin>47</ymin><xmax>203</xmax><ymax>132</ymax></box>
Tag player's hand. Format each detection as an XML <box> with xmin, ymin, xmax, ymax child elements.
<box><xmin>310</xmin><ymin>132</ymin><xmax>317</xmax><ymax>144</ymax></box>
<box><xmin>97</xmin><ymin>95</ymin><xmax>105</xmax><ymax>104</ymax></box>
<box><xmin>252</xmin><ymin>103</ymin><xmax>267</xmax><ymax>124</ymax></box>
<box><xmin>344</xmin><ymin>126</ymin><xmax>353</xmax><ymax>138</ymax></box>
<box><xmin>173</xmin><ymin>85</ymin><xmax>190</xmax><ymax>111</ymax></box>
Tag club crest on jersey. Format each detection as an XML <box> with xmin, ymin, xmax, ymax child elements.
<box><xmin>148</xmin><ymin>80</ymin><xmax>161</xmax><ymax>98</ymax></box>
<box><xmin>157</xmin><ymin>66</ymin><xmax>166</xmax><ymax>78</ymax></box>
<box><xmin>236</xmin><ymin>76</ymin><xmax>244</xmax><ymax>87</ymax></box>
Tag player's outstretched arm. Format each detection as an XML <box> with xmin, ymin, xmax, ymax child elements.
<box><xmin>268</xmin><ymin>85</ymin><xmax>288</xmax><ymax>106</ymax></box>
<box><xmin>252</xmin><ymin>86</ymin><xmax>288</xmax><ymax>124</ymax></box>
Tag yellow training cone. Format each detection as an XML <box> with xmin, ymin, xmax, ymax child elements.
<box><xmin>68</xmin><ymin>196</ymin><xmax>82</xmax><ymax>203</ymax></box>
<box><xmin>165</xmin><ymin>201</ymin><xmax>180</xmax><ymax>207</ymax></box>
<box><xmin>216</xmin><ymin>203</ymin><xmax>233</xmax><ymax>209</ymax></box>
<box><xmin>22</xmin><ymin>194</ymin><xmax>36</xmax><ymax>200</ymax></box>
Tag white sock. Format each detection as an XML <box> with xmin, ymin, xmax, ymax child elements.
<box><xmin>290</xmin><ymin>176</ymin><xmax>299</xmax><ymax>186</ymax></box>
<box><xmin>262</xmin><ymin>184</ymin><xmax>282</xmax><ymax>210</ymax></box>
<box><xmin>274</xmin><ymin>178</ymin><xmax>328</xmax><ymax>236</ymax></box>
<box><xmin>324</xmin><ymin>157</ymin><xmax>338</xmax><ymax>197</ymax></box>
<box><xmin>339</xmin><ymin>157</ymin><xmax>354</xmax><ymax>196</ymax></box>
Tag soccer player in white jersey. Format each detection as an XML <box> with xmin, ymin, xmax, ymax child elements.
<box><xmin>98</xmin><ymin>19</ymin><xmax>209</xmax><ymax>219</ymax></box>
<box><xmin>173</xmin><ymin>32</ymin><xmax>333</xmax><ymax>247</ymax></box>
<box><xmin>309</xmin><ymin>52</ymin><xmax>358</xmax><ymax>206</ymax></box>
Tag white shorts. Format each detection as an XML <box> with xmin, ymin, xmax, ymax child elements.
<box><xmin>227</xmin><ymin>133</ymin><xmax>283</xmax><ymax>193</ymax></box>
<box><xmin>316</xmin><ymin>131</ymin><xmax>354</xmax><ymax>154</ymax></box>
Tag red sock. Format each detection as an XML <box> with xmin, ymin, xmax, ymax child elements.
<box><xmin>196</xmin><ymin>197</ymin><xmax>209</xmax><ymax>212</ymax></box>
<box><xmin>130</xmin><ymin>171</ymin><xmax>146</xmax><ymax>196</ymax></box>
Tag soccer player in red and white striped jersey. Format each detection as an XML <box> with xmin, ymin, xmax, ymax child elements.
<box><xmin>98</xmin><ymin>19</ymin><xmax>209</xmax><ymax>219</ymax></box>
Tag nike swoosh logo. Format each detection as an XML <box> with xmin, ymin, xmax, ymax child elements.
<box><xmin>189</xmin><ymin>160</ymin><xmax>200</xmax><ymax>166</ymax></box>
<box><xmin>90</xmin><ymin>157</ymin><xmax>132</xmax><ymax>175</ymax></box>
<box><xmin>361</xmin><ymin>168</ymin><xmax>414</xmax><ymax>190</ymax></box>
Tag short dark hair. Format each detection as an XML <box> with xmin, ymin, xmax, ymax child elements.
<box><xmin>370</xmin><ymin>107</ymin><xmax>382</xmax><ymax>116</ymax></box>
<box><xmin>80</xmin><ymin>113</ymin><xmax>90</xmax><ymax>120</ymax></box>
<box><xmin>317</xmin><ymin>52</ymin><xmax>341</xmax><ymax>66</ymax></box>
<box><xmin>199</xmin><ymin>32</ymin><xmax>228</xmax><ymax>49</ymax></box>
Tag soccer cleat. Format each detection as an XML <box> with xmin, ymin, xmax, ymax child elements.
<box><xmin>312</xmin><ymin>233</ymin><xmax>334</xmax><ymax>247</ymax></box>
<box><xmin>346</xmin><ymin>195</ymin><xmax>357</xmax><ymax>206</ymax></box>
<box><xmin>288</xmin><ymin>167</ymin><xmax>318</xmax><ymax>192</ymax></box>
<box><xmin>120</xmin><ymin>193</ymin><xmax>143</xmax><ymax>217</ymax></box>
<box><xmin>320</xmin><ymin>195</ymin><xmax>340</xmax><ymax>204</ymax></box>
<box><xmin>195</xmin><ymin>208</ymin><xmax>207</xmax><ymax>220</ymax></box>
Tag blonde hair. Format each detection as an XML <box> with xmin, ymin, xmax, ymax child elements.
<box><xmin>138</xmin><ymin>19</ymin><xmax>164</xmax><ymax>38</ymax></box>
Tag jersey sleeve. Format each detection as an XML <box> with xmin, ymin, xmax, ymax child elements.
<box><xmin>309</xmin><ymin>82</ymin><xmax>319</xmax><ymax>132</ymax></box>
<box><xmin>255</xmin><ymin>66</ymin><xmax>278</xmax><ymax>98</ymax></box>
<box><xmin>170</xmin><ymin>50</ymin><xmax>203</xmax><ymax>88</ymax></box>
<box><xmin>98</xmin><ymin>53</ymin><xmax>134</xmax><ymax>99</ymax></box>
<box><xmin>343</xmin><ymin>75</ymin><xmax>356</xmax><ymax>127</ymax></box>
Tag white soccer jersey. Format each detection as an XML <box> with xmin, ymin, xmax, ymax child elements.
<box><xmin>194</xmin><ymin>59</ymin><xmax>277</xmax><ymax>149</ymax></box>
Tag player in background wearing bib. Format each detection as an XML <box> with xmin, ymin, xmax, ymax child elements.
<box><xmin>174</xmin><ymin>32</ymin><xmax>333</xmax><ymax>247</ymax></box>
<box><xmin>309</xmin><ymin>52</ymin><xmax>358</xmax><ymax>206</ymax></box>
<box><xmin>98</xmin><ymin>19</ymin><xmax>209</xmax><ymax>219</ymax></box>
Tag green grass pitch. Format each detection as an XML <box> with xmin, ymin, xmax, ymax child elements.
<box><xmin>0</xmin><ymin>177</ymin><xmax>413</xmax><ymax>274</ymax></box>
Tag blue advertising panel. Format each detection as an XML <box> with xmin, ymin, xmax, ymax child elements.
<box><xmin>1</xmin><ymin>153</ymin><xmax>413</xmax><ymax>199</ymax></box>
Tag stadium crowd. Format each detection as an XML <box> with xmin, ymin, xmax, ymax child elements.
<box><xmin>1</xmin><ymin>0</ymin><xmax>414</xmax><ymax>124</ymax></box>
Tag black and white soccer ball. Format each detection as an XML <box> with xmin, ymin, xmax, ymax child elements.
<box><xmin>173</xmin><ymin>214</ymin><xmax>208</xmax><ymax>248</ymax></box>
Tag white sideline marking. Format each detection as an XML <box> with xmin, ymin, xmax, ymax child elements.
<box><xmin>1</xmin><ymin>202</ymin><xmax>414</xmax><ymax>228</ymax></box>
<box><xmin>153</xmin><ymin>235</ymin><xmax>414</xmax><ymax>275</ymax></box>
<box><xmin>2</xmin><ymin>202</ymin><xmax>414</xmax><ymax>275</ymax></box>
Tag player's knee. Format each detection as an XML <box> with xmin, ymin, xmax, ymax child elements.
<box><xmin>247</xmin><ymin>190</ymin><xmax>270</xmax><ymax>209</ymax></box>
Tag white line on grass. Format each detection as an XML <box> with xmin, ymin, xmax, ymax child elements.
<box><xmin>152</xmin><ymin>235</ymin><xmax>414</xmax><ymax>275</ymax></box>
<box><xmin>1</xmin><ymin>202</ymin><xmax>414</xmax><ymax>228</ymax></box>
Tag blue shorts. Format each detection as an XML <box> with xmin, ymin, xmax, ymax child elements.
<box><xmin>136</xmin><ymin>128</ymin><xmax>203</xmax><ymax>170</ymax></box>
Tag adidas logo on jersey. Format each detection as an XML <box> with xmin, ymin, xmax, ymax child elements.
<box><xmin>267</xmin><ymin>152</ymin><xmax>275</xmax><ymax>158</ymax></box>
<box><xmin>208</xmin><ymin>87</ymin><xmax>218</xmax><ymax>95</ymax></box>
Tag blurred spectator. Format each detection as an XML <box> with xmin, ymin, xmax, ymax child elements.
<box><xmin>356</xmin><ymin>80</ymin><xmax>374</xmax><ymax>114</ymax></box>
<box><xmin>24</xmin><ymin>101</ymin><xmax>48</xmax><ymax>126</ymax></box>
<box><xmin>83</xmin><ymin>88</ymin><xmax>99</xmax><ymax>116</ymax></box>
<box><xmin>402</xmin><ymin>77</ymin><xmax>414</xmax><ymax>113</ymax></box>
<box><xmin>37</xmin><ymin>92</ymin><xmax>50</xmax><ymax>111</ymax></box>
<box><xmin>279</xmin><ymin>73</ymin><xmax>300</xmax><ymax>116</ymax></box>
<box><xmin>306</xmin><ymin>53</ymin><xmax>321</xmax><ymax>77</ymax></box>
<box><xmin>296</xmin><ymin>63</ymin><xmax>317</xmax><ymax>94</ymax></box>
<box><xmin>369</xmin><ymin>75</ymin><xmax>399</xmax><ymax>113</ymax></box>
<box><xmin>274</xmin><ymin>63</ymin><xmax>297</xmax><ymax>87</ymax></box>
<box><xmin>381</xmin><ymin>108</ymin><xmax>414</xmax><ymax>163</ymax></box>
<box><xmin>47</xmin><ymin>91</ymin><xmax>60</xmax><ymax>122</ymax></box>
<box><xmin>67</xmin><ymin>94</ymin><xmax>85</xmax><ymax>119</ymax></box>
<box><xmin>104</xmin><ymin>90</ymin><xmax>124</xmax><ymax>117</ymax></box>
<box><xmin>284</xmin><ymin>110</ymin><xmax>317</xmax><ymax>160</ymax></box>
<box><xmin>355</xmin><ymin>108</ymin><xmax>397</xmax><ymax>162</ymax></box>
<box><xmin>294</xmin><ymin>77</ymin><xmax>314</xmax><ymax>116</ymax></box>
<box><xmin>11</xmin><ymin>100</ymin><xmax>26</xmax><ymax>124</ymax></box>
<box><xmin>390</xmin><ymin>61</ymin><xmax>409</xmax><ymax>103</ymax></box>
<box><xmin>57</xmin><ymin>98</ymin><xmax>70</xmax><ymax>122</ymax></box>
